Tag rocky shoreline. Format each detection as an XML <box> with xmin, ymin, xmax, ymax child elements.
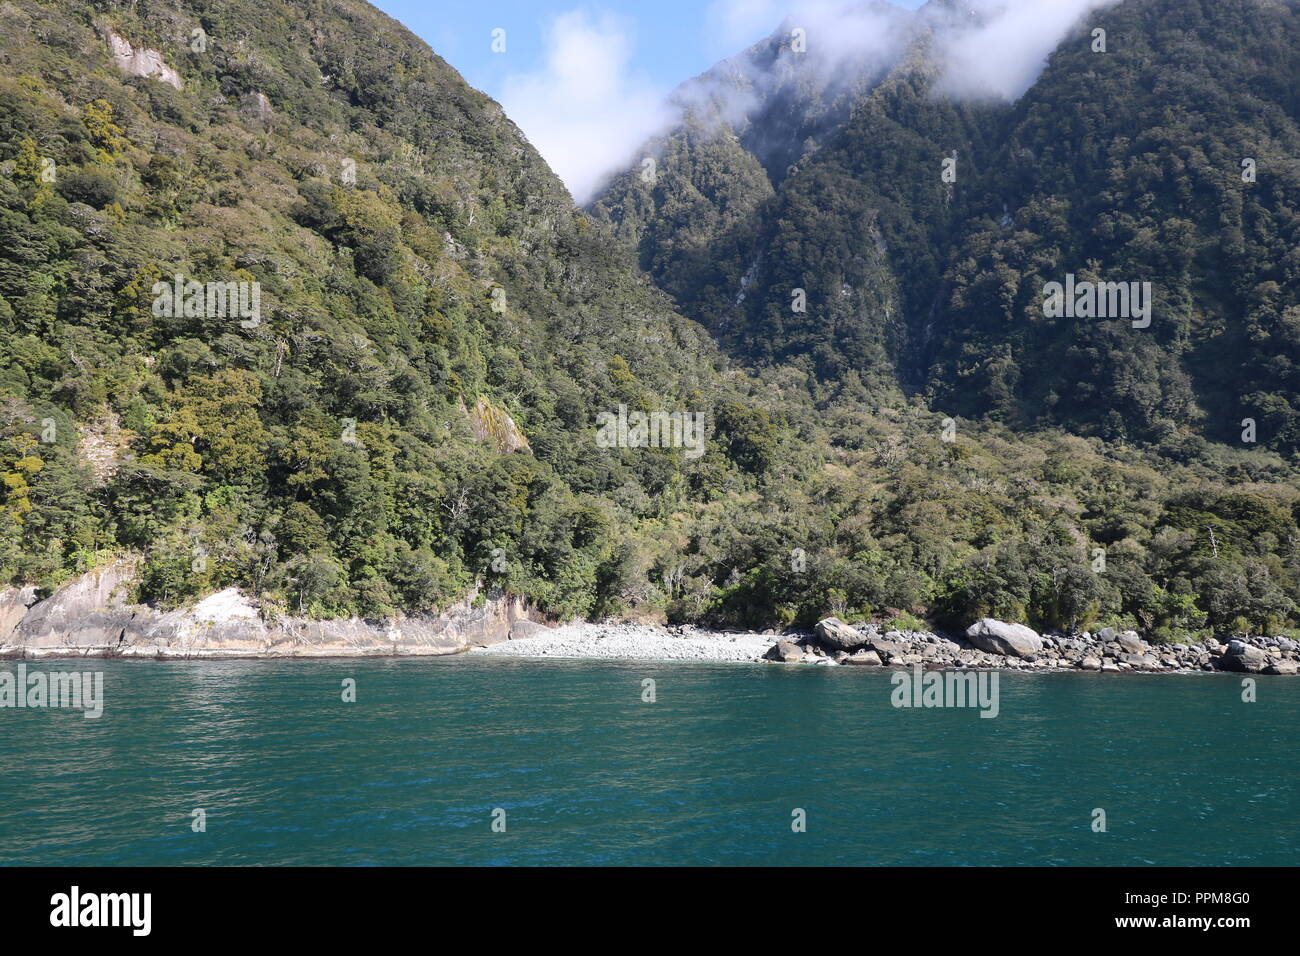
<box><xmin>2</xmin><ymin>562</ymin><xmax>1296</xmax><ymax>675</ymax></box>
<box><xmin>758</xmin><ymin>617</ymin><xmax>1299</xmax><ymax>676</ymax></box>
<box><xmin>477</xmin><ymin>616</ymin><xmax>1300</xmax><ymax>676</ymax></box>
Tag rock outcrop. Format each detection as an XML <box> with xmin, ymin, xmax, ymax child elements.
<box><xmin>238</xmin><ymin>92</ymin><xmax>274</xmax><ymax>126</ymax></box>
<box><xmin>466</xmin><ymin>396</ymin><xmax>531</xmax><ymax>454</ymax></box>
<box><xmin>508</xmin><ymin>619</ymin><xmax>551</xmax><ymax>641</ymax></box>
<box><xmin>0</xmin><ymin>560</ymin><xmax>542</xmax><ymax>659</ymax></box>
<box><xmin>0</xmin><ymin>586</ymin><xmax>40</xmax><ymax>644</ymax></box>
<box><xmin>106</xmin><ymin>31</ymin><xmax>182</xmax><ymax>90</ymax></box>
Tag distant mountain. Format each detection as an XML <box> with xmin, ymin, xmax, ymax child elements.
<box><xmin>591</xmin><ymin>0</ymin><xmax>1300</xmax><ymax>453</ymax></box>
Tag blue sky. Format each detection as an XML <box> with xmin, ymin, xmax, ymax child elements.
<box><xmin>373</xmin><ymin>1</ymin><xmax>926</xmax><ymax>102</ymax></box>
<box><xmin>368</xmin><ymin>1</ymin><xmax>1105</xmax><ymax>202</ymax></box>
<box><xmin>370</xmin><ymin>0</ymin><xmax>927</xmax><ymax>200</ymax></box>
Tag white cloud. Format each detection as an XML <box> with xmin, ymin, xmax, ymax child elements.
<box><xmin>936</xmin><ymin>0</ymin><xmax>1121</xmax><ymax>101</ymax></box>
<box><xmin>500</xmin><ymin>1</ymin><xmax>1119</xmax><ymax>202</ymax></box>
<box><xmin>499</xmin><ymin>10</ymin><xmax>671</xmax><ymax>205</ymax></box>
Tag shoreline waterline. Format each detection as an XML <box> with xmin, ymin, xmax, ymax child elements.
<box><xmin>3</xmin><ymin>619</ymin><xmax>1283</xmax><ymax>678</ymax></box>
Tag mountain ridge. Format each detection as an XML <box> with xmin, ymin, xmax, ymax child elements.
<box><xmin>591</xmin><ymin>0</ymin><xmax>1300</xmax><ymax>451</ymax></box>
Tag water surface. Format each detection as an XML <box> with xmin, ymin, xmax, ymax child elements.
<box><xmin>0</xmin><ymin>658</ymin><xmax>1293</xmax><ymax>865</ymax></box>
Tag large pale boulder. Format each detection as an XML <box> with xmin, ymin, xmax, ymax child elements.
<box><xmin>964</xmin><ymin>619</ymin><xmax>1044</xmax><ymax>659</ymax></box>
<box><xmin>1219</xmin><ymin>640</ymin><xmax>1267</xmax><ymax>673</ymax></box>
<box><xmin>814</xmin><ymin>617</ymin><xmax>865</xmax><ymax>651</ymax></box>
<box><xmin>1117</xmin><ymin>632</ymin><xmax>1147</xmax><ymax>654</ymax></box>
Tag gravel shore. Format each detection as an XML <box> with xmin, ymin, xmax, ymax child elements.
<box><xmin>470</xmin><ymin>622</ymin><xmax>778</xmax><ymax>663</ymax></box>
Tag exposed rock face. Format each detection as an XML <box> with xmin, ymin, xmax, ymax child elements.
<box><xmin>107</xmin><ymin>31</ymin><xmax>181</xmax><ymax>89</ymax></box>
<box><xmin>813</xmin><ymin>617</ymin><xmax>864</xmax><ymax>651</ymax></box>
<box><xmin>15</xmin><ymin>559</ymin><xmax>141</xmax><ymax>652</ymax></box>
<box><xmin>466</xmin><ymin>396</ymin><xmax>531</xmax><ymax>454</ymax></box>
<box><xmin>0</xmin><ymin>561</ymin><xmax>541</xmax><ymax>658</ymax></box>
<box><xmin>0</xmin><ymin>586</ymin><xmax>40</xmax><ymax>643</ymax></box>
<box><xmin>239</xmin><ymin>92</ymin><xmax>274</xmax><ymax>125</ymax></box>
<box><xmin>78</xmin><ymin>411</ymin><xmax>126</xmax><ymax>485</ymax></box>
<box><xmin>964</xmin><ymin>619</ymin><xmax>1044</xmax><ymax>658</ymax></box>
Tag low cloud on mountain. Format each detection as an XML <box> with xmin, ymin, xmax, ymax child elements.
<box><xmin>508</xmin><ymin>0</ymin><xmax>1121</xmax><ymax>201</ymax></box>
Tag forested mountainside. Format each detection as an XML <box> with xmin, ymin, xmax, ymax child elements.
<box><xmin>0</xmin><ymin>0</ymin><xmax>777</xmax><ymax>620</ymax></box>
<box><xmin>2</xmin><ymin>0</ymin><xmax>1300</xmax><ymax>640</ymax></box>
<box><xmin>591</xmin><ymin>0</ymin><xmax>1300</xmax><ymax>452</ymax></box>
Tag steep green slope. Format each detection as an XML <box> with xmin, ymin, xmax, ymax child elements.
<box><xmin>2</xmin><ymin>0</ymin><xmax>1299</xmax><ymax>641</ymax></box>
<box><xmin>929</xmin><ymin>0</ymin><xmax>1300</xmax><ymax>450</ymax></box>
<box><xmin>0</xmin><ymin>0</ymin><xmax>786</xmax><ymax>618</ymax></box>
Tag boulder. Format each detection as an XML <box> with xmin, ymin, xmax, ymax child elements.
<box><xmin>764</xmin><ymin>641</ymin><xmax>805</xmax><ymax>663</ymax></box>
<box><xmin>814</xmin><ymin>617</ymin><xmax>865</xmax><ymax>651</ymax></box>
<box><xmin>866</xmin><ymin>638</ymin><xmax>905</xmax><ymax>657</ymax></box>
<box><xmin>1079</xmin><ymin>656</ymin><xmax>1102</xmax><ymax>671</ymax></box>
<box><xmin>508</xmin><ymin>619</ymin><xmax>551</xmax><ymax>641</ymax></box>
<box><xmin>1220</xmin><ymin>639</ymin><xmax>1267</xmax><ymax>673</ymax></box>
<box><xmin>1120</xmin><ymin>653</ymin><xmax>1159</xmax><ymax>669</ymax></box>
<box><xmin>1117</xmin><ymin>633</ymin><xmax>1148</xmax><ymax>654</ymax></box>
<box><xmin>1265</xmin><ymin>661</ymin><xmax>1299</xmax><ymax>676</ymax></box>
<box><xmin>842</xmin><ymin>650</ymin><xmax>883</xmax><ymax>666</ymax></box>
<box><xmin>964</xmin><ymin>619</ymin><xmax>1044</xmax><ymax>659</ymax></box>
<box><xmin>239</xmin><ymin>91</ymin><xmax>274</xmax><ymax>125</ymax></box>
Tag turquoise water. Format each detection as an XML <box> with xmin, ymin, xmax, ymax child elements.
<box><xmin>0</xmin><ymin>658</ymin><xmax>1295</xmax><ymax>865</ymax></box>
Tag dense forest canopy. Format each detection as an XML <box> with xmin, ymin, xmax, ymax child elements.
<box><xmin>593</xmin><ymin>0</ymin><xmax>1300</xmax><ymax>451</ymax></box>
<box><xmin>1</xmin><ymin>0</ymin><xmax>1299</xmax><ymax>641</ymax></box>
